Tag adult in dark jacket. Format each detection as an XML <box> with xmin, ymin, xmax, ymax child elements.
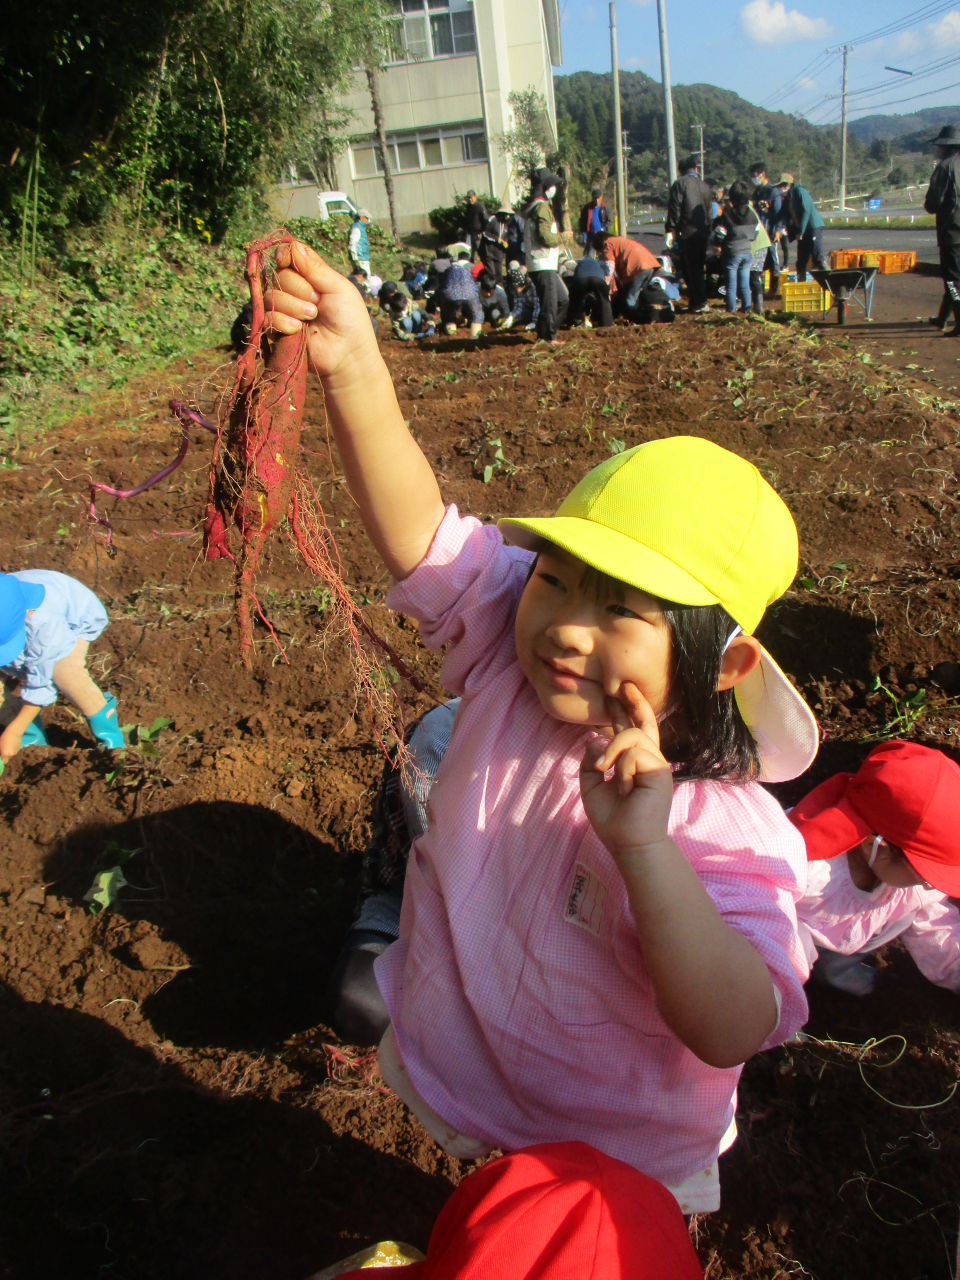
<box><xmin>748</xmin><ymin>162</ymin><xmax>783</xmax><ymax>296</ymax></box>
<box><xmin>664</xmin><ymin>157</ymin><xmax>713</xmax><ymax>312</ymax></box>
<box><xmin>478</xmin><ymin>205</ymin><xmax>512</xmax><ymax>283</ymax></box>
<box><xmin>566</xmin><ymin>255</ymin><xmax>613</xmax><ymax>328</ymax></box>
<box><xmin>579</xmin><ymin>188</ymin><xmax>611</xmax><ymax>256</ymax></box>
<box><xmin>522</xmin><ymin>168</ymin><xmax>568</xmax><ymax>343</ymax></box>
<box><xmin>924</xmin><ymin>125</ymin><xmax>960</xmax><ymax>333</ymax></box>
<box><xmin>461</xmin><ymin>191</ymin><xmax>489</xmax><ymax>261</ymax></box>
<box><xmin>504</xmin><ymin>211</ymin><xmax>525</xmax><ymax>266</ymax></box>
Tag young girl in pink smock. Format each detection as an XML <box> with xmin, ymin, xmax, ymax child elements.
<box><xmin>264</xmin><ymin>241</ymin><xmax>820</xmax><ymax>1214</ymax></box>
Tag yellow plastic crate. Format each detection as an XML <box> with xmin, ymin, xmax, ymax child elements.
<box><xmin>781</xmin><ymin>281</ymin><xmax>831</xmax><ymax>313</ymax></box>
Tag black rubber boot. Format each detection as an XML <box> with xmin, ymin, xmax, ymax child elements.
<box><xmin>948</xmin><ymin>299</ymin><xmax>960</xmax><ymax>336</ymax></box>
<box><xmin>931</xmin><ymin>294</ymin><xmax>951</xmax><ymax>329</ymax></box>
<box><xmin>751</xmin><ymin>283</ymin><xmax>764</xmax><ymax>316</ymax></box>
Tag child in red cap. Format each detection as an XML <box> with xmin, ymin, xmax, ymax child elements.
<box><xmin>312</xmin><ymin>1141</ymin><xmax>703</xmax><ymax>1280</ymax></box>
<box><xmin>789</xmin><ymin>741</ymin><xmax>960</xmax><ymax>996</ymax></box>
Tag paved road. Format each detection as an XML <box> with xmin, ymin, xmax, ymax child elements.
<box><xmin>630</xmin><ymin>225</ymin><xmax>939</xmax><ymax>262</ymax></box>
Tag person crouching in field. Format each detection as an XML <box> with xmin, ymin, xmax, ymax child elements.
<box><xmin>0</xmin><ymin>571</ymin><xmax>124</xmax><ymax>766</ymax></box>
<box><xmin>790</xmin><ymin>741</ymin><xmax>960</xmax><ymax>996</ymax></box>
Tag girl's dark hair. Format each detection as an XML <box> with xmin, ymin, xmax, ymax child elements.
<box><xmin>729</xmin><ymin>179</ymin><xmax>752</xmax><ymax>210</ymax></box>
<box><xmin>527</xmin><ymin>548</ymin><xmax>761</xmax><ymax>782</ymax></box>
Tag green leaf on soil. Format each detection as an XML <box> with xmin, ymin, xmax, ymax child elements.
<box><xmin>483</xmin><ymin>464</ymin><xmax>494</xmax><ymax>483</ymax></box>
<box><xmin>799</xmin><ymin>577</ymin><xmax>817</xmax><ymax>590</ymax></box>
<box><xmin>140</xmin><ymin>717</ymin><xmax>172</xmax><ymax>742</ymax></box>
<box><xmin>607</xmin><ymin>437</ymin><xmax>625</xmax><ymax>454</ymax></box>
<box><xmin>84</xmin><ymin>866</ymin><xmax>127</xmax><ymax>914</ymax></box>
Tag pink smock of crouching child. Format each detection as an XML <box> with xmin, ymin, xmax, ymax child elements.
<box><xmin>376</xmin><ymin>506</ymin><xmax>811</xmax><ymax>1188</ymax></box>
<box><xmin>797</xmin><ymin>857</ymin><xmax>960</xmax><ymax>990</ymax></box>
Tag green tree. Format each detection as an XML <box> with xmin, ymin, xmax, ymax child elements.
<box><xmin>1</xmin><ymin>0</ymin><xmax>396</xmax><ymax>243</ymax></box>
<box><xmin>496</xmin><ymin>89</ymin><xmax>553</xmax><ymax>187</ymax></box>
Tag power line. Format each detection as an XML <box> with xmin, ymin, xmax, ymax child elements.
<box><xmin>766</xmin><ymin>1</ymin><xmax>960</xmax><ymax>117</ymax></box>
<box><xmin>841</xmin><ymin>0</ymin><xmax>960</xmax><ymax>48</ymax></box>
<box><xmin>758</xmin><ymin>51</ymin><xmax>838</xmax><ymax>110</ymax></box>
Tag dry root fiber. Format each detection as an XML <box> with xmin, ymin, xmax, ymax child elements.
<box><xmin>202</xmin><ymin>232</ymin><xmax>422</xmax><ymax>749</ymax></box>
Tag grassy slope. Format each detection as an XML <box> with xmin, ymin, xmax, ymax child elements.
<box><xmin>0</xmin><ymin>215</ymin><xmax>408</xmax><ymax>442</ymax></box>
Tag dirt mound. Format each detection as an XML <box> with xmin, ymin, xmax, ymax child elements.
<box><xmin>1</xmin><ymin>316</ymin><xmax>959</xmax><ymax>1278</ymax></box>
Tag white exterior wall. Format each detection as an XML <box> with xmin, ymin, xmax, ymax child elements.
<box><xmin>320</xmin><ymin>0</ymin><xmax>562</xmax><ymax>234</ymax></box>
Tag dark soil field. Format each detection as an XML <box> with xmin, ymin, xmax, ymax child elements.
<box><xmin>2</xmin><ymin>312</ymin><xmax>960</xmax><ymax>1280</ymax></box>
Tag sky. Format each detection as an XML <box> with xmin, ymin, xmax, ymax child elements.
<box><xmin>556</xmin><ymin>0</ymin><xmax>960</xmax><ymax>124</ymax></box>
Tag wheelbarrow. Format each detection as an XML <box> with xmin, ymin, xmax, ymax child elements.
<box><xmin>809</xmin><ymin>266</ymin><xmax>878</xmax><ymax>324</ymax></box>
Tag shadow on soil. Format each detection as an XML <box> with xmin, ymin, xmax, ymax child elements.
<box><xmin>0</xmin><ymin>982</ymin><xmax>451</xmax><ymax>1280</ymax></box>
<box><xmin>43</xmin><ymin>802</ymin><xmax>357</xmax><ymax>1050</ymax></box>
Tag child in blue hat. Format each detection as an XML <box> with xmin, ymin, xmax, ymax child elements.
<box><xmin>0</xmin><ymin>570</ymin><xmax>123</xmax><ymax>764</ymax></box>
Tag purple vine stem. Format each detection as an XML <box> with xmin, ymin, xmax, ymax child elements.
<box><xmin>89</xmin><ymin>400</ymin><xmax>218</xmax><ymax>544</ymax></box>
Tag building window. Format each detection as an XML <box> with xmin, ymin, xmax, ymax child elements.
<box><xmin>396</xmin><ymin>141</ymin><xmax>421</xmax><ymax>171</ymax></box>
<box><xmin>351</xmin><ymin>125</ymin><xmax>487</xmax><ymax>178</ymax></box>
<box><xmin>352</xmin><ymin>146</ymin><xmax>383</xmax><ymax>176</ymax></box>
<box><xmin>421</xmin><ymin>139</ymin><xmax>443</xmax><ymax>166</ymax></box>
<box><xmin>443</xmin><ymin>136</ymin><xmax>464</xmax><ymax>164</ymax></box>
<box><xmin>386</xmin><ymin>0</ymin><xmax>475</xmax><ymax>61</ymax></box>
<box><xmin>464</xmin><ymin>132</ymin><xmax>487</xmax><ymax>160</ymax></box>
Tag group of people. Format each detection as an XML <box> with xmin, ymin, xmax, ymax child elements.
<box><xmin>664</xmin><ymin>156</ymin><xmax>826</xmax><ymax>314</ymax></box>
<box><xmin>347</xmin><ymin>170</ymin><xmax>683</xmax><ymax>347</ymax></box>
<box><xmin>345</xmin><ymin>159</ymin><xmax>836</xmax><ymax>347</ymax></box>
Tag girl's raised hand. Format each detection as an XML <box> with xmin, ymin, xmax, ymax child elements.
<box><xmin>264</xmin><ymin>240</ymin><xmax>380</xmax><ymax>381</ymax></box>
<box><xmin>579</xmin><ymin>683</ymin><xmax>674</xmax><ymax>860</ymax></box>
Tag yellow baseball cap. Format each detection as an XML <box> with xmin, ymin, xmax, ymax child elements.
<box><xmin>499</xmin><ymin>436</ymin><xmax>819</xmax><ymax>782</ymax></box>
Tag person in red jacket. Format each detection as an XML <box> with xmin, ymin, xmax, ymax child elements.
<box><xmin>314</xmin><ymin>1141</ymin><xmax>704</xmax><ymax>1280</ymax></box>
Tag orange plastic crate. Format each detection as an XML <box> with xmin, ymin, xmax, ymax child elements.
<box><xmin>830</xmin><ymin>249</ymin><xmax>866</xmax><ymax>269</ymax></box>
<box><xmin>877</xmin><ymin>250</ymin><xmax>916</xmax><ymax>273</ymax></box>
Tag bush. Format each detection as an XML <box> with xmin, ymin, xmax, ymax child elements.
<box><xmin>888</xmin><ymin>166</ymin><xmax>911</xmax><ymax>188</ymax></box>
<box><xmin>427</xmin><ymin>192</ymin><xmax>500</xmax><ymax>245</ymax></box>
<box><xmin>0</xmin><ymin>220</ymin><xmax>241</xmax><ymax>434</ymax></box>
<box><xmin>285</xmin><ymin>215</ymin><xmax>403</xmax><ymax>280</ymax></box>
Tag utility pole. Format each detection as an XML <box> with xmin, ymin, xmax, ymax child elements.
<box><xmin>656</xmin><ymin>0</ymin><xmax>677</xmax><ymax>186</ymax></box>
<box><xmin>690</xmin><ymin>122</ymin><xmax>705</xmax><ymax>182</ymax></box>
<box><xmin>839</xmin><ymin>44</ymin><xmax>850</xmax><ymax>210</ymax></box>
<box><xmin>609</xmin><ymin>2</ymin><xmax>627</xmax><ymax>235</ymax></box>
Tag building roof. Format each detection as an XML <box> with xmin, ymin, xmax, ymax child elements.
<box><xmin>541</xmin><ymin>0</ymin><xmax>562</xmax><ymax>66</ymax></box>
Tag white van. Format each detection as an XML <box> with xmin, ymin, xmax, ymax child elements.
<box><xmin>317</xmin><ymin>191</ymin><xmax>361</xmax><ymax>221</ymax></box>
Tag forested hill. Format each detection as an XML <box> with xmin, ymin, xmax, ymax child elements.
<box><xmin>848</xmin><ymin>105</ymin><xmax>960</xmax><ymax>146</ymax></box>
<box><xmin>554</xmin><ymin>69</ymin><xmax>861</xmax><ymax>198</ymax></box>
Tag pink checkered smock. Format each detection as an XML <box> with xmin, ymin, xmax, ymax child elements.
<box><xmin>376</xmin><ymin>507</ymin><xmax>810</xmax><ymax>1186</ymax></box>
<box><xmin>797</xmin><ymin>856</ymin><xmax>960</xmax><ymax>990</ymax></box>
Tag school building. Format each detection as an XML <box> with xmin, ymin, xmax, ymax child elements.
<box><xmin>278</xmin><ymin>0</ymin><xmax>562</xmax><ymax>233</ymax></box>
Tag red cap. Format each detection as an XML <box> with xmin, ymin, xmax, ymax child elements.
<box><xmin>338</xmin><ymin>1141</ymin><xmax>702</xmax><ymax>1280</ymax></box>
<box><xmin>789</xmin><ymin>740</ymin><xmax>960</xmax><ymax>895</ymax></box>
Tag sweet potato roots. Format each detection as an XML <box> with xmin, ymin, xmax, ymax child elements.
<box><xmin>203</xmin><ymin>235</ymin><xmax>306</xmax><ymax>663</ymax></box>
<box><xmin>202</xmin><ymin>232</ymin><xmax>425</xmax><ymax>749</ymax></box>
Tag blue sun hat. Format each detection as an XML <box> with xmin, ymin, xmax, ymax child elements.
<box><xmin>0</xmin><ymin>574</ymin><xmax>46</xmax><ymax>666</ymax></box>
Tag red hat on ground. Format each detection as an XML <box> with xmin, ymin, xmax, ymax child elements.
<box><xmin>337</xmin><ymin>1141</ymin><xmax>702</xmax><ymax>1280</ymax></box>
<box><xmin>788</xmin><ymin>740</ymin><xmax>960</xmax><ymax>895</ymax></box>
